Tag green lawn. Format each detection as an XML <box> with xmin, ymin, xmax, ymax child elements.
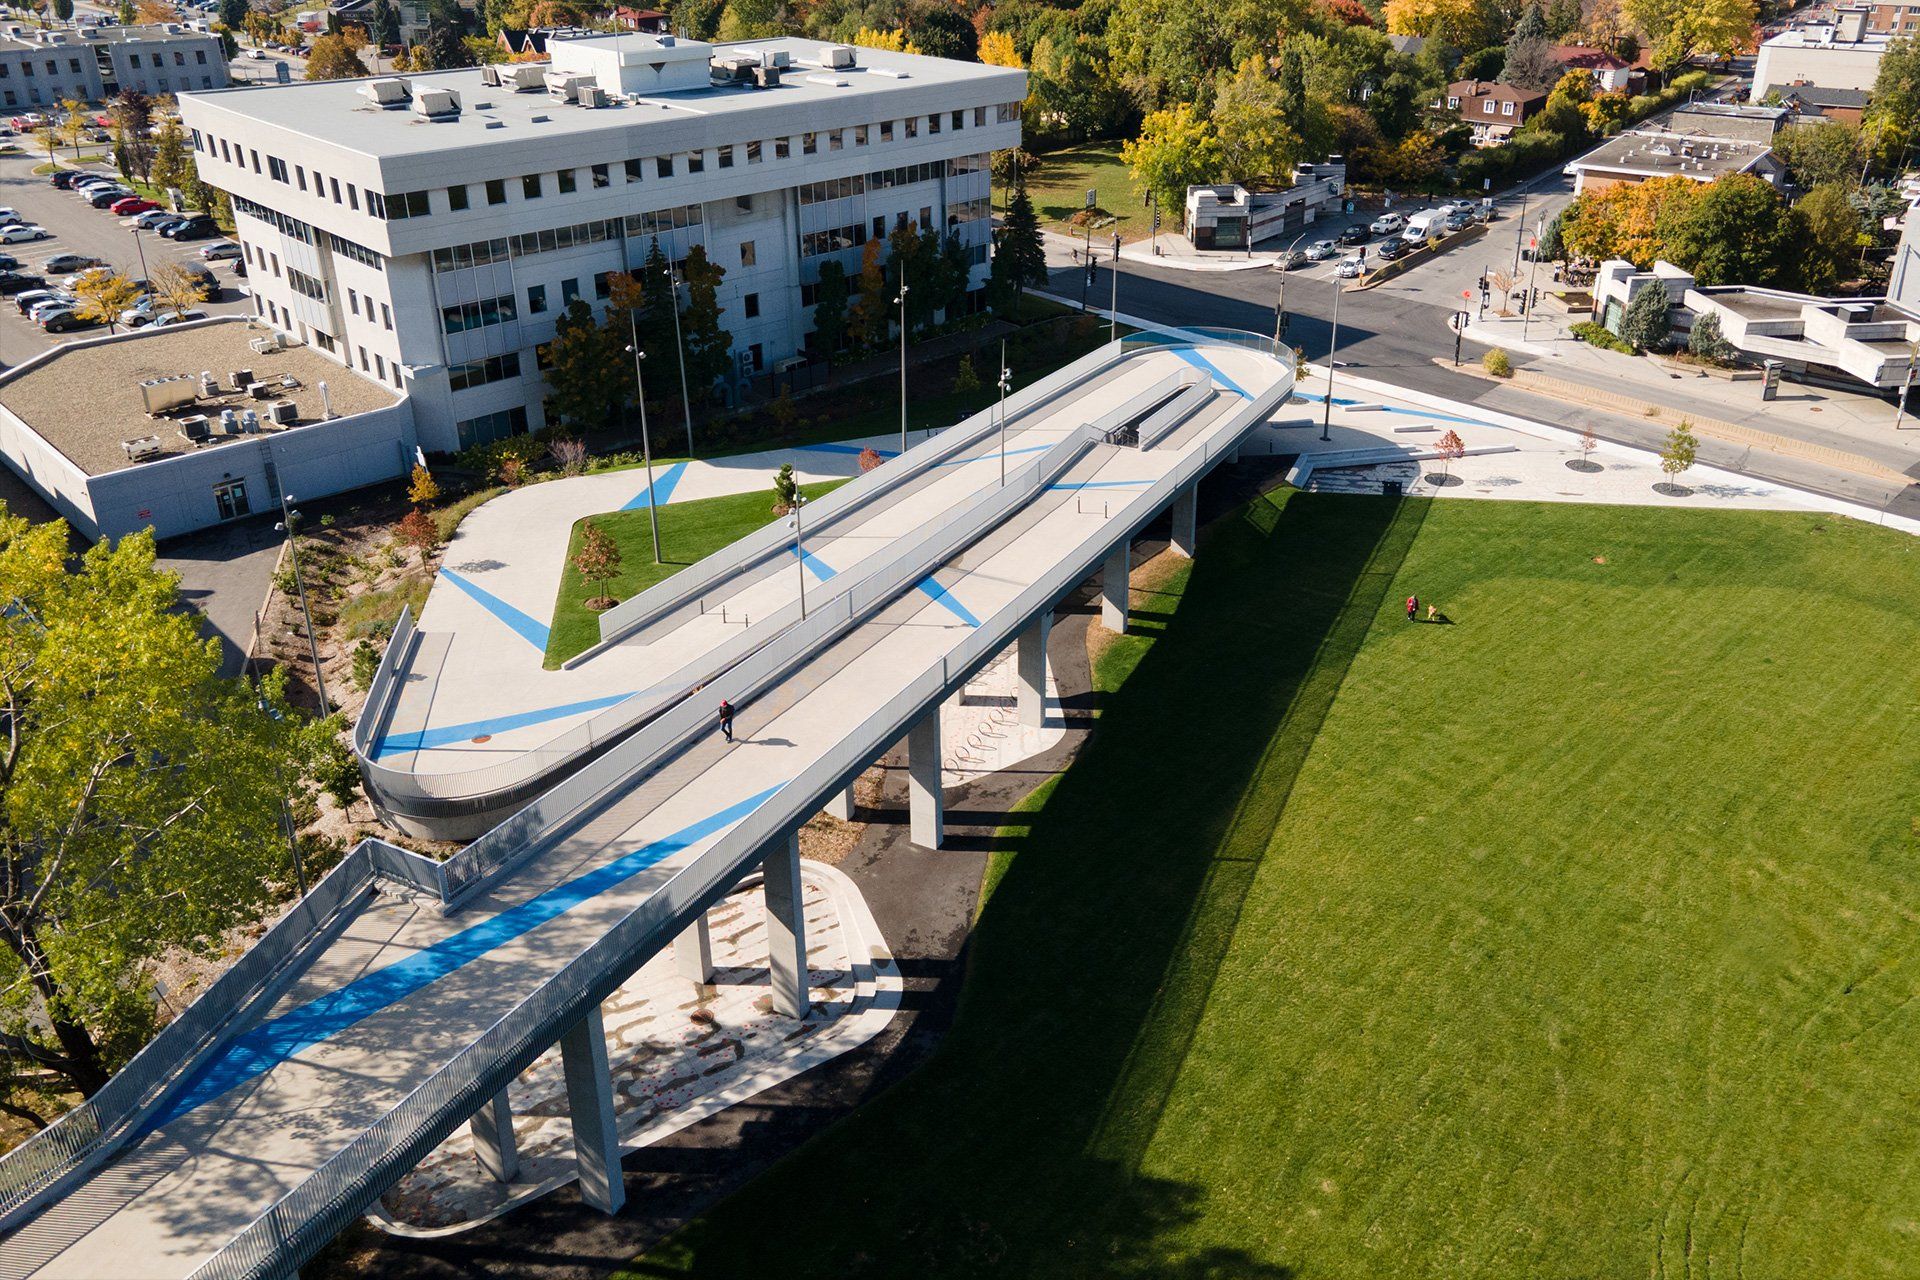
<box><xmin>543</xmin><ymin>480</ymin><xmax>845</xmax><ymax>668</ymax></box>
<box><xmin>633</xmin><ymin>493</ymin><xmax>1920</xmax><ymax>1278</ymax></box>
<box><xmin>1002</xmin><ymin>141</ymin><xmax>1147</xmax><ymax>241</ymax></box>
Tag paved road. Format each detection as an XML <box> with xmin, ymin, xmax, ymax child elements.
<box><xmin>1064</xmin><ymin>171</ymin><xmax>1920</xmax><ymax>519</ymax></box>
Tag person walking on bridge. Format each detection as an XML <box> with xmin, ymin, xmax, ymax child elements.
<box><xmin>718</xmin><ymin>698</ymin><xmax>736</xmax><ymax>743</ymax></box>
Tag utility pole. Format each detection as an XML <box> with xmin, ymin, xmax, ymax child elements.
<box><xmin>275</xmin><ymin>493</ymin><xmax>329</xmax><ymax>718</ymax></box>
<box><xmin>998</xmin><ymin>339</ymin><xmax>1012</xmax><ymax>485</ymax></box>
<box><xmin>1896</xmin><ymin>344</ymin><xmax>1918</xmax><ymax>430</ymax></box>
<box><xmin>670</xmin><ymin>265</ymin><xmax>693</xmax><ymax>457</ymax></box>
<box><xmin>788</xmin><ymin>492</ymin><xmax>808</xmax><ymax>617</ymax></box>
<box><xmin>895</xmin><ymin>277</ymin><xmax>909</xmax><ymax>454</ymax></box>
<box><xmin>1521</xmin><ymin>219</ymin><xmax>1543</xmax><ymax>344</ymax></box>
<box><xmin>1511</xmin><ymin>191</ymin><xmax>1529</xmax><ymax>278</ymax></box>
<box><xmin>1320</xmin><ymin>279</ymin><xmax>1343</xmax><ymax>443</ymax></box>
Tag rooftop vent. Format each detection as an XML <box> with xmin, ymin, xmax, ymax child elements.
<box><xmin>361</xmin><ymin>77</ymin><xmax>410</xmax><ymax>107</ymax></box>
<box><xmin>821</xmin><ymin>43</ymin><xmax>854</xmax><ymax>68</ymax></box>
<box><xmin>545</xmin><ymin>70</ymin><xmax>596</xmax><ymax>101</ymax></box>
<box><xmin>412</xmin><ymin>87</ymin><xmax>461</xmax><ymax>119</ymax></box>
<box><xmin>500</xmin><ymin>62</ymin><xmax>544</xmax><ymax>91</ymax></box>
<box><xmin>871</xmin><ymin>66</ymin><xmax>908</xmax><ymax>78</ymax></box>
<box><xmin>804</xmin><ymin>72</ymin><xmax>848</xmax><ymax>87</ymax></box>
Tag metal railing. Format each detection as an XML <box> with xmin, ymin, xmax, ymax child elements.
<box><xmin>347</xmin><ymin>606</ymin><xmax>417</xmax><ymax>771</ymax></box>
<box><xmin>1138</xmin><ymin>383</ymin><xmax>1218</xmax><ymax>450</ymax></box>
<box><xmin>180</xmin><ymin>345</ymin><xmax>1295</xmax><ymax>1280</ymax></box>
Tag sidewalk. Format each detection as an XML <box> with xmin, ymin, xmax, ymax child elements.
<box><xmin>1458</xmin><ymin>309</ymin><xmax>1920</xmax><ymax>482</ymax></box>
<box><xmin>1041</xmin><ymin>228</ymin><xmax>1286</xmax><ymax>274</ymax></box>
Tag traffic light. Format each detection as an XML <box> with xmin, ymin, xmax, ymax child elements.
<box><xmin>1085</xmin><ymin>259</ymin><xmax>1098</xmax><ymax>286</ymax></box>
<box><xmin>1477</xmin><ymin>274</ymin><xmax>1488</xmax><ymax>293</ymax></box>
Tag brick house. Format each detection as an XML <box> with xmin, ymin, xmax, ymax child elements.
<box><xmin>1439</xmin><ymin>80</ymin><xmax>1548</xmax><ymax>146</ymax></box>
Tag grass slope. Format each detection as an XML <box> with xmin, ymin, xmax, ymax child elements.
<box><xmin>633</xmin><ymin>493</ymin><xmax>1920</xmax><ymax>1279</ymax></box>
<box><xmin>1001</xmin><ymin>142</ymin><xmax>1144</xmax><ymax>240</ymax></box>
<box><xmin>543</xmin><ymin>479</ymin><xmax>845</xmax><ymax>667</ymax></box>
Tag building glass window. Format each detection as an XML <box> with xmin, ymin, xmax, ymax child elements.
<box><xmin>448</xmin><ymin>184</ymin><xmax>469</xmax><ymax>210</ymax></box>
<box><xmin>592</xmin><ymin>163</ymin><xmax>609</xmax><ymax>187</ymax></box>
<box><xmin>625</xmin><ymin>158</ymin><xmax>642</xmax><ymax>181</ymax></box>
<box><xmin>527</xmin><ymin>283</ymin><xmax>547</xmax><ymax>314</ymax></box>
<box><xmin>740</xmin><ymin>239</ymin><xmax>755</xmax><ymax>266</ymax></box>
<box><xmin>744</xmin><ymin>292</ymin><xmax>759</xmax><ymax>318</ymax></box>
<box><xmin>656</xmin><ymin>155</ymin><xmax>672</xmax><ymax>177</ymax></box>
<box><xmin>523</xmin><ymin>173</ymin><xmax>543</xmax><ymax>198</ymax></box>
<box><xmin>486</xmin><ymin>178</ymin><xmax>506</xmax><ymax>205</ymax></box>
<box><xmin>557</xmin><ymin>168</ymin><xmax>576</xmax><ymax>193</ymax></box>
<box><xmin>718</xmin><ymin>144</ymin><xmax>734</xmax><ymax>168</ymax></box>
<box><xmin>688</xmin><ymin>150</ymin><xmax>704</xmax><ymax>173</ymax></box>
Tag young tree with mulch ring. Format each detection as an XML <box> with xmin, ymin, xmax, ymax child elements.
<box><xmin>1659</xmin><ymin>421</ymin><xmax>1698</xmax><ymax>491</ymax></box>
<box><xmin>395</xmin><ymin>508</ymin><xmax>440</xmax><ymax>565</ymax></box>
<box><xmin>574</xmin><ymin>519</ymin><xmax>622</xmax><ymax>612</ymax></box>
<box><xmin>1431</xmin><ymin>428</ymin><xmax>1466</xmax><ymax>485</ymax></box>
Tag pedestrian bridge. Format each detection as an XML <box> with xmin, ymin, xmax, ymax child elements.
<box><xmin>0</xmin><ymin>328</ymin><xmax>1292</xmax><ymax>1280</ymax></box>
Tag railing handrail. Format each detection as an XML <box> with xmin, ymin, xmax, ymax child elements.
<box><xmin>180</xmin><ymin>352</ymin><xmax>1294</xmax><ymax>1280</ymax></box>
<box><xmin>348</xmin><ymin>606</ymin><xmax>417</xmax><ymax>764</ymax></box>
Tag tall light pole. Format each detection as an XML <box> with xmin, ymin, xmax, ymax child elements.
<box><xmin>131</xmin><ymin>227</ymin><xmax>147</xmax><ymax>280</ymax></box>
<box><xmin>1511</xmin><ymin>190</ymin><xmax>1530</xmax><ymax>278</ymax></box>
<box><xmin>275</xmin><ymin>492</ymin><xmax>329</xmax><ymax>718</ymax></box>
<box><xmin>788</xmin><ymin>491</ymin><xmax>809</xmax><ymax>618</ymax></box>
<box><xmin>1320</xmin><ymin>277</ymin><xmax>1343</xmax><ymax>443</ymax></box>
<box><xmin>1521</xmin><ymin>217</ymin><xmax>1543</xmax><ymax>343</ymax></box>
<box><xmin>669</xmin><ymin>265</ymin><xmax>693</xmax><ymax>457</ymax></box>
<box><xmin>997</xmin><ymin>339</ymin><xmax>1011</xmax><ymax>485</ymax></box>
<box><xmin>1895</xmin><ymin>342</ymin><xmax>1918</xmax><ymax>430</ymax></box>
<box><xmin>625</xmin><ymin>312</ymin><xmax>662</xmax><ymax>564</ymax></box>
<box><xmin>895</xmin><ymin>278</ymin><xmax>909</xmax><ymax>454</ymax></box>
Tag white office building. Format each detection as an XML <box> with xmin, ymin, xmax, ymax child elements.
<box><xmin>178</xmin><ymin>36</ymin><xmax>1024</xmax><ymax>454</ymax></box>
<box><xmin>0</xmin><ymin>22</ymin><xmax>229</xmax><ymax>107</ymax></box>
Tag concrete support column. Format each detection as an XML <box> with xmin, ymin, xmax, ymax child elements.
<box><xmin>1170</xmin><ymin>485</ymin><xmax>1198</xmax><ymax>558</ymax></box>
<box><xmin>763</xmin><ymin>830</ymin><xmax>809</xmax><ymax>1019</ymax></box>
<box><xmin>560</xmin><ymin>1005</ymin><xmax>625</xmax><ymax>1216</ymax></box>
<box><xmin>1017</xmin><ymin>608</ymin><xmax>1052</xmax><ymax>729</ymax></box>
<box><xmin>1101</xmin><ymin>543</ymin><xmax>1130</xmax><ymax>634</ymax></box>
<box><xmin>823</xmin><ymin>783</ymin><xmax>857</xmax><ymax>821</ymax></box>
<box><xmin>907</xmin><ymin>704</ymin><xmax>944</xmax><ymax>849</ymax></box>
<box><xmin>673</xmin><ymin>911</ymin><xmax>713</xmax><ymax>987</ymax></box>
<box><xmin>470</xmin><ymin>1089</ymin><xmax>517</xmax><ymax>1183</ymax></box>
<box><xmin>1226</xmin><ymin>445</ymin><xmax>1241</xmax><ymax>464</ymax></box>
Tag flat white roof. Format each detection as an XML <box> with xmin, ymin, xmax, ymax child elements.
<box><xmin>179</xmin><ymin>37</ymin><xmax>1023</xmax><ymax>160</ymax></box>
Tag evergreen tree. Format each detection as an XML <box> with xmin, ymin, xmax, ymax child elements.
<box><xmin>541</xmin><ymin>299</ymin><xmax>629</xmax><ymax>428</ymax></box>
<box><xmin>1617</xmin><ymin>282</ymin><xmax>1672</xmax><ymax>351</ymax></box>
<box><xmin>367</xmin><ymin>0</ymin><xmax>400</xmax><ymax>48</ymax></box>
<box><xmin>939</xmin><ymin>230</ymin><xmax>973</xmax><ymax>320</ymax></box>
<box><xmin>217</xmin><ymin>0</ymin><xmax>247</xmax><ymax>29</ymax></box>
<box><xmin>990</xmin><ymin>180</ymin><xmax>1046</xmax><ymax>321</ymax></box>
<box><xmin>810</xmin><ymin>258</ymin><xmax>850</xmax><ymax>356</ymax></box>
<box><xmin>420</xmin><ymin>17</ymin><xmax>472</xmax><ymax>68</ymax></box>
<box><xmin>635</xmin><ymin>238</ymin><xmax>681</xmax><ymax>404</ymax></box>
<box><xmin>679</xmin><ymin>244</ymin><xmax>733</xmax><ymax>395</ymax></box>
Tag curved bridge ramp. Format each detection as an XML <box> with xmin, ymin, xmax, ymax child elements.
<box><xmin>0</xmin><ymin>331</ymin><xmax>1291</xmax><ymax>1280</ymax></box>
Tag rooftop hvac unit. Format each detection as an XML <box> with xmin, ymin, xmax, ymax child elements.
<box><xmin>250</xmin><ymin>334</ymin><xmax>281</xmax><ymax>355</ymax></box>
<box><xmin>228</xmin><ymin>367</ymin><xmax>253</xmax><ymax>390</ymax></box>
<box><xmin>578</xmin><ymin>84</ymin><xmax>610</xmax><ymax>107</ymax></box>
<box><xmin>219</xmin><ymin>408</ymin><xmax>239</xmax><ymax>435</ymax></box>
<box><xmin>139</xmin><ymin>374</ymin><xmax>198</xmax><ymax>415</ymax></box>
<box><xmin>752</xmin><ymin>64</ymin><xmax>781</xmax><ymax>88</ymax></box>
<box><xmin>240</xmin><ymin>409</ymin><xmax>260</xmax><ymax>433</ymax></box>
<box><xmin>501</xmin><ymin>63</ymin><xmax>545</xmax><ymax>91</ymax></box>
<box><xmin>199</xmin><ymin>370</ymin><xmax>217</xmax><ymax>398</ymax></box>
<box><xmin>268</xmin><ymin>400</ymin><xmax>297</xmax><ymax>426</ymax></box>
<box><xmin>822</xmin><ymin>43</ymin><xmax>855</xmax><ymax>68</ymax></box>
<box><xmin>176</xmin><ymin>415</ymin><xmax>210</xmax><ymax>442</ymax></box>
<box><xmin>248</xmin><ymin>381</ymin><xmax>274</xmax><ymax>399</ymax></box>
<box><xmin>413</xmin><ymin>87</ymin><xmax>460</xmax><ymax>119</ymax></box>
<box><xmin>481</xmin><ymin>64</ymin><xmax>503</xmax><ymax>86</ymax></box>
<box><xmin>361</xmin><ymin>77</ymin><xmax>411</xmax><ymax>107</ymax></box>
<box><xmin>545</xmin><ymin>71</ymin><xmax>594</xmax><ymax>100</ymax></box>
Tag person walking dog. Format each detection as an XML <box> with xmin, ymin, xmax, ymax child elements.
<box><xmin>1406</xmin><ymin>594</ymin><xmax>1419</xmax><ymax>622</ymax></box>
<box><xmin>718</xmin><ymin>699</ymin><xmax>735</xmax><ymax>743</ymax></box>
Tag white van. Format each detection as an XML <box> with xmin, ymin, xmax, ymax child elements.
<box><xmin>1403</xmin><ymin>210</ymin><xmax>1446</xmax><ymax>241</ymax></box>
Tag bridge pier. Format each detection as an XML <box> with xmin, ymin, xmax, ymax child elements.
<box><xmin>1170</xmin><ymin>485</ymin><xmax>1198</xmax><ymax>558</ymax></box>
<box><xmin>674</xmin><ymin>912</ymin><xmax>714</xmax><ymax>987</ymax></box>
<box><xmin>1101</xmin><ymin>543</ymin><xmax>1129</xmax><ymax>634</ymax></box>
<box><xmin>470</xmin><ymin>1088</ymin><xmax>518</xmax><ymax>1183</ymax></box>
<box><xmin>1226</xmin><ymin>444</ymin><xmax>1241</xmax><ymax>464</ymax></box>
<box><xmin>907</xmin><ymin>705</ymin><xmax>943</xmax><ymax>849</ymax></box>
<box><xmin>823</xmin><ymin>782</ymin><xmax>857</xmax><ymax>821</ymax></box>
<box><xmin>560</xmin><ymin>1005</ymin><xmax>626</xmax><ymax>1215</ymax></box>
<box><xmin>763</xmin><ymin>830</ymin><xmax>809</xmax><ymax>1018</ymax></box>
<box><xmin>1017</xmin><ymin>608</ymin><xmax>1052</xmax><ymax>728</ymax></box>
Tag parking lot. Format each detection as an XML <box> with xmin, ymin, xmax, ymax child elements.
<box><xmin>0</xmin><ymin>150</ymin><xmax>250</xmax><ymax>367</ymax></box>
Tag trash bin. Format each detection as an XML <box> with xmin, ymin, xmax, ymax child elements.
<box><xmin>1382</xmin><ymin>479</ymin><xmax>1404</xmax><ymax>497</ymax></box>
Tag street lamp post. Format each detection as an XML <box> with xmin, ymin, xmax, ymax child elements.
<box><xmin>625</xmin><ymin>314</ymin><xmax>662</xmax><ymax>564</ymax></box>
<box><xmin>1521</xmin><ymin>218</ymin><xmax>1543</xmax><ymax>343</ymax></box>
<box><xmin>1109</xmin><ymin>250</ymin><xmax>1119</xmax><ymax>343</ymax></box>
<box><xmin>1273</xmin><ymin>229</ymin><xmax>1315</xmax><ymax>349</ymax></box>
<box><xmin>670</xmin><ymin>266</ymin><xmax>693</xmax><ymax>457</ymax></box>
<box><xmin>274</xmin><ymin>492</ymin><xmax>329</xmax><ymax>718</ymax></box>
<box><xmin>131</xmin><ymin>227</ymin><xmax>147</xmax><ymax>280</ymax></box>
<box><xmin>789</xmin><ymin>491</ymin><xmax>809</xmax><ymax>618</ymax></box>
<box><xmin>1895</xmin><ymin>344</ymin><xmax>1918</xmax><ymax>430</ymax></box>
<box><xmin>1511</xmin><ymin>191</ymin><xmax>1530</xmax><ymax>277</ymax></box>
<box><xmin>997</xmin><ymin>339</ymin><xmax>1012</xmax><ymax>485</ymax></box>
<box><xmin>1320</xmin><ymin>277</ymin><xmax>1343</xmax><ymax>443</ymax></box>
<box><xmin>895</xmin><ymin>279</ymin><xmax>909</xmax><ymax>454</ymax></box>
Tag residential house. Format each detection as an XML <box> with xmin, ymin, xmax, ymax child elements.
<box><xmin>1439</xmin><ymin>79</ymin><xmax>1546</xmax><ymax>146</ymax></box>
<box><xmin>1769</xmin><ymin>81</ymin><xmax>1870</xmax><ymax>124</ymax></box>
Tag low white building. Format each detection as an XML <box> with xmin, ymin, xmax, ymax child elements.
<box><xmin>0</xmin><ymin>21</ymin><xmax>229</xmax><ymax>107</ymax></box>
<box><xmin>178</xmin><ymin>36</ymin><xmax>1024</xmax><ymax>455</ymax></box>
<box><xmin>1751</xmin><ymin>11</ymin><xmax>1890</xmax><ymax>103</ymax></box>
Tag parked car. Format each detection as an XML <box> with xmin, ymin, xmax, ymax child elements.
<box><xmin>230</xmin><ymin>258</ymin><xmax>247</xmax><ymax>278</ymax></box>
<box><xmin>111</xmin><ymin>197</ymin><xmax>160</xmax><ymax>216</ymax></box>
<box><xmin>60</xmin><ymin>267</ymin><xmax>114</xmax><ymax>290</ymax></box>
<box><xmin>1443</xmin><ymin>208</ymin><xmax>1475</xmax><ymax>232</ymax></box>
<box><xmin>1369</xmin><ymin>212</ymin><xmax>1406</xmax><ymax>235</ymax></box>
<box><xmin>0</xmin><ymin>224</ymin><xmax>51</xmax><ymax>243</ymax></box>
<box><xmin>31</xmin><ymin>298</ymin><xmax>78</xmax><ymax>323</ymax></box>
<box><xmin>43</xmin><ymin>253</ymin><xmax>101</xmax><ymax>274</ymax></box>
<box><xmin>128</xmin><ymin>209</ymin><xmax>178</xmax><ymax>230</ymax></box>
<box><xmin>199</xmin><ymin>241</ymin><xmax>242</xmax><ymax>261</ymax></box>
<box><xmin>42</xmin><ymin>308</ymin><xmax>100</xmax><ymax>333</ymax></box>
<box><xmin>0</xmin><ymin>207</ymin><xmax>23</xmax><ymax>226</ymax></box>
<box><xmin>163</xmin><ymin>216</ymin><xmax>217</xmax><ymax>241</ymax></box>
<box><xmin>1336</xmin><ymin>226</ymin><xmax>1371</xmax><ymax>246</ymax></box>
<box><xmin>85</xmin><ymin>187</ymin><xmax>134</xmax><ymax>209</ymax></box>
<box><xmin>1305</xmin><ymin>239</ymin><xmax>1338</xmax><ymax>261</ymax></box>
<box><xmin>0</xmin><ymin>271</ymin><xmax>45</xmax><ymax>295</ymax></box>
<box><xmin>72</xmin><ymin>176</ymin><xmax>119</xmax><ymax>191</ymax></box>
<box><xmin>148</xmin><ymin>309</ymin><xmax>208</xmax><ymax>328</ymax></box>
<box><xmin>0</xmin><ymin>254</ymin><xmax>24</xmax><ymax>272</ymax></box>
<box><xmin>15</xmin><ymin>288</ymin><xmax>69</xmax><ymax>315</ymax></box>
<box><xmin>119</xmin><ymin>299</ymin><xmax>156</xmax><ymax>327</ymax></box>
<box><xmin>1336</xmin><ymin>254</ymin><xmax>1365</xmax><ymax>279</ymax></box>
<box><xmin>48</xmin><ymin>170</ymin><xmax>79</xmax><ymax>189</ymax></box>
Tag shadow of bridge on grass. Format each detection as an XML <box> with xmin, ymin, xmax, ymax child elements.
<box><xmin>622</xmin><ymin>490</ymin><xmax>1423</xmax><ymax>1280</ymax></box>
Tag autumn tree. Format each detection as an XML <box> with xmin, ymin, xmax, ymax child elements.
<box><xmin>149</xmin><ymin>117</ymin><xmax>195</xmax><ymax>195</ymax></box>
<box><xmin>573</xmin><ymin>519</ymin><xmax>622</xmax><ymax>610</ymax></box>
<box><xmin>1123</xmin><ymin>102</ymin><xmax>1223</xmax><ymax>224</ymax></box>
<box><xmin>1622</xmin><ymin>0</ymin><xmax>1753</xmax><ymax>69</ymax></box>
<box><xmin>1772</xmin><ymin>120</ymin><xmax>1866</xmax><ymax>190</ymax></box>
<box><xmin>394</xmin><ymin>508</ymin><xmax>440</xmax><ymax>564</ymax></box>
<box><xmin>1384</xmin><ymin>0</ymin><xmax>1499</xmax><ymax>52</ymax></box>
<box><xmin>72</xmin><ymin>272</ymin><xmax>143</xmax><ymax>333</ymax></box>
<box><xmin>0</xmin><ymin>514</ymin><xmax>330</xmax><ymax>1105</ymax></box>
<box><xmin>1794</xmin><ymin>182</ymin><xmax>1863</xmax><ymax>293</ymax></box>
<box><xmin>1212</xmin><ymin>57</ymin><xmax>1307</xmax><ymax>187</ymax></box>
<box><xmin>305</xmin><ymin>31</ymin><xmax>369</xmax><ymax>78</ymax></box>
<box><xmin>1432</xmin><ymin>427</ymin><xmax>1466</xmax><ymax>483</ymax></box>
<box><xmin>857</xmin><ymin>446</ymin><xmax>884</xmax><ymax>472</ymax></box>
<box><xmin>1862</xmin><ymin>34</ymin><xmax>1920</xmax><ymax>168</ymax></box>
<box><xmin>1658</xmin><ymin>421</ymin><xmax>1698</xmax><ymax>487</ymax></box>
<box><xmin>1577</xmin><ymin>423</ymin><xmax>1599</xmax><ymax>465</ymax></box>
<box><xmin>150</xmin><ymin>263</ymin><xmax>208</xmax><ymax>318</ymax></box>
<box><xmin>852</xmin><ymin>238</ymin><xmax>892</xmax><ymax>348</ymax></box>
<box><xmin>541</xmin><ymin>298</ymin><xmax>629</xmax><ymax>430</ymax></box>
<box><xmin>407</xmin><ymin>464</ymin><xmax>439</xmax><ymax>507</ymax></box>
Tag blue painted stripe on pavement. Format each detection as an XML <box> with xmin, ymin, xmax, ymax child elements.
<box><xmin>1047</xmin><ymin>479</ymin><xmax>1153</xmax><ymax>491</ymax></box>
<box><xmin>797</xmin><ymin>546</ymin><xmax>837</xmax><ymax>581</ymax></box>
<box><xmin>793</xmin><ymin>442</ymin><xmax>899</xmax><ymax>458</ymax></box>
<box><xmin>914</xmin><ymin>575</ymin><xmax>981</xmax><ymax>627</ymax></box>
<box><xmin>933</xmin><ymin>443</ymin><xmax>1052</xmax><ymax>467</ymax></box>
<box><xmin>371</xmin><ymin>692</ymin><xmax>635</xmax><ymax>758</ymax></box>
<box><xmin>439</xmin><ymin>570</ymin><xmax>550</xmax><ymax>652</ymax></box>
<box><xmin>1174</xmin><ymin>348</ymin><xmax>1252</xmax><ymax>399</ymax></box>
<box><xmin>1293</xmin><ymin>391</ymin><xmax>1490</xmax><ymax>428</ymax></box>
<box><xmin>143</xmin><ymin>784</ymin><xmax>788</xmax><ymax>1132</ymax></box>
<box><xmin>621</xmin><ymin>460</ymin><xmax>689</xmax><ymax>510</ymax></box>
